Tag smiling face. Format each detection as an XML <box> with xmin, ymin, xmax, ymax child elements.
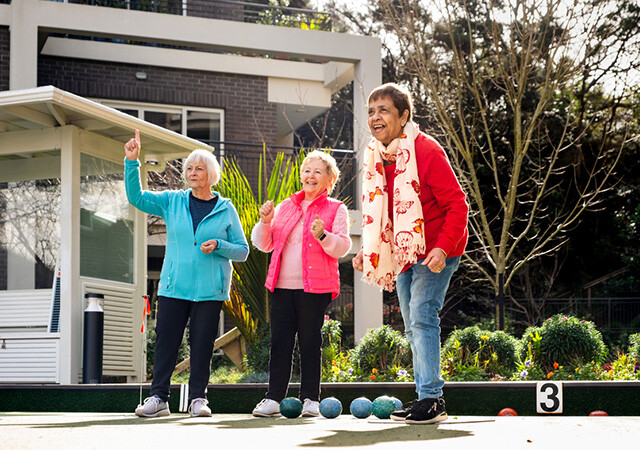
<box><xmin>301</xmin><ymin>158</ymin><xmax>332</xmax><ymax>201</ymax></box>
<box><xmin>185</xmin><ymin>159</ymin><xmax>210</xmax><ymax>190</ymax></box>
<box><xmin>368</xmin><ymin>96</ymin><xmax>409</xmax><ymax>146</ymax></box>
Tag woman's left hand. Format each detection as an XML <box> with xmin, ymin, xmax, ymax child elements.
<box><xmin>421</xmin><ymin>247</ymin><xmax>447</xmax><ymax>273</ymax></box>
<box><xmin>200</xmin><ymin>239</ymin><xmax>218</xmax><ymax>254</ymax></box>
<box><xmin>310</xmin><ymin>215</ymin><xmax>325</xmax><ymax>240</ymax></box>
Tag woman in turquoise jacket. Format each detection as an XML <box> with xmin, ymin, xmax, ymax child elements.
<box><xmin>125</xmin><ymin>130</ymin><xmax>249</xmax><ymax>418</ymax></box>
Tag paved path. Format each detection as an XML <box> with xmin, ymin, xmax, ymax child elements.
<box><xmin>2</xmin><ymin>412</ymin><xmax>640</xmax><ymax>449</ymax></box>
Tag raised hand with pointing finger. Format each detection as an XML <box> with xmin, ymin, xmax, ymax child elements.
<box><xmin>124</xmin><ymin>129</ymin><xmax>141</xmax><ymax>161</ymax></box>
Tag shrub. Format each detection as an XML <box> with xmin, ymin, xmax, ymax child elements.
<box><xmin>322</xmin><ymin>317</ymin><xmax>343</xmax><ymax>374</ymax></box>
<box><xmin>600</xmin><ymin>353</ymin><xmax>639</xmax><ymax>381</ymax></box>
<box><xmin>244</xmin><ymin>326</ymin><xmax>271</xmax><ymax>374</ymax></box>
<box><xmin>628</xmin><ymin>333</ymin><xmax>640</xmax><ymax>363</ymax></box>
<box><xmin>441</xmin><ymin>326</ymin><xmax>518</xmax><ymax>378</ymax></box>
<box><xmin>350</xmin><ymin>325</ymin><xmax>412</xmax><ymax>375</ymax></box>
<box><xmin>520</xmin><ymin>314</ymin><xmax>607</xmax><ymax>371</ymax></box>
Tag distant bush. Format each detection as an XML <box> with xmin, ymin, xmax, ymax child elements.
<box><xmin>441</xmin><ymin>326</ymin><xmax>518</xmax><ymax>379</ymax></box>
<box><xmin>520</xmin><ymin>314</ymin><xmax>607</xmax><ymax>371</ymax></box>
<box><xmin>350</xmin><ymin>325</ymin><xmax>412</xmax><ymax>374</ymax></box>
<box><xmin>628</xmin><ymin>333</ymin><xmax>640</xmax><ymax>363</ymax></box>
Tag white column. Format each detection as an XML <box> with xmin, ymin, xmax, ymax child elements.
<box><xmin>9</xmin><ymin>0</ymin><xmax>39</xmax><ymax>90</ymax></box>
<box><xmin>351</xmin><ymin>44</ymin><xmax>383</xmax><ymax>342</ymax></box>
<box><xmin>59</xmin><ymin>126</ymin><xmax>82</xmax><ymax>384</ymax></box>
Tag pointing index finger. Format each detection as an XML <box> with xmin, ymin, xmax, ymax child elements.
<box><xmin>135</xmin><ymin>129</ymin><xmax>140</xmax><ymax>145</ymax></box>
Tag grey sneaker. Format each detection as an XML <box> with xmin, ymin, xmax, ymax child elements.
<box><xmin>135</xmin><ymin>396</ymin><xmax>170</xmax><ymax>418</ymax></box>
<box><xmin>188</xmin><ymin>398</ymin><xmax>212</xmax><ymax>417</ymax></box>
<box><xmin>252</xmin><ymin>398</ymin><xmax>281</xmax><ymax>417</ymax></box>
<box><xmin>301</xmin><ymin>399</ymin><xmax>320</xmax><ymax>417</ymax></box>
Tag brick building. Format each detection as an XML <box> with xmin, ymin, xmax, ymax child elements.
<box><xmin>0</xmin><ymin>0</ymin><xmax>383</xmax><ymax>383</ymax></box>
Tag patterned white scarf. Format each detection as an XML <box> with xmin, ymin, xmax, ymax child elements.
<box><xmin>361</xmin><ymin>121</ymin><xmax>425</xmax><ymax>291</ymax></box>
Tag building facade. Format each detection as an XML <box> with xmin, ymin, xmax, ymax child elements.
<box><xmin>0</xmin><ymin>0</ymin><xmax>383</xmax><ymax>383</ymax></box>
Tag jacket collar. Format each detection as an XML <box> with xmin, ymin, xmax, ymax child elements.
<box><xmin>291</xmin><ymin>189</ymin><xmax>329</xmax><ymax>207</ymax></box>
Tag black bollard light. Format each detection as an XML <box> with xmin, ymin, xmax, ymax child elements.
<box><xmin>82</xmin><ymin>293</ymin><xmax>104</xmax><ymax>384</ymax></box>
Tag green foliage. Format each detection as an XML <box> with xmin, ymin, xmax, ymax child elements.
<box><xmin>243</xmin><ymin>326</ymin><xmax>272</xmax><ymax>374</ymax></box>
<box><xmin>349</xmin><ymin>325</ymin><xmax>412</xmax><ymax>375</ymax></box>
<box><xmin>217</xmin><ymin>151</ymin><xmax>302</xmax><ymax>342</ymax></box>
<box><xmin>600</xmin><ymin>353</ymin><xmax>640</xmax><ymax>381</ymax></box>
<box><xmin>628</xmin><ymin>333</ymin><xmax>640</xmax><ymax>363</ymax></box>
<box><xmin>441</xmin><ymin>326</ymin><xmax>518</xmax><ymax>377</ymax></box>
<box><xmin>520</xmin><ymin>314</ymin><xmax>607</xmax><ymax>371</ymax></box>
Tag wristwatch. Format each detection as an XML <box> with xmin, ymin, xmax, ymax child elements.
<box><xmin>319</xmin><ymin>232</ymin><xmax>327</xmax><ymax>241</ymax></box>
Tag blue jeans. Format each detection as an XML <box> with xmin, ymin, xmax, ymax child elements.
<box><xmin>396</xmin><ymin>256</ymin><xmax>460</xmax><ymax>400</ymax></box>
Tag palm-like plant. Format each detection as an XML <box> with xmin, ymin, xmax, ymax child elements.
<box><xmin>217</xmin><ymin>151</ymin><xmax>302</xmax><ymax>343</ymax></box>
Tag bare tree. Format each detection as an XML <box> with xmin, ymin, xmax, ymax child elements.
<box><xmin>346</xmin><ymin>0</ymin><xmax>638</xmax><ymax>326</ymax></box>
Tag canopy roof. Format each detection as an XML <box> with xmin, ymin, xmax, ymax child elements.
<box><xmin>0</xmin><ymin>86</ymin><xmax>214</xmax><ymax>162</ymax></box>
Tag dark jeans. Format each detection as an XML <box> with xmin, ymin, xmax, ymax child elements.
<box><xmin>266</xmin><ymin>289</ymin><xmax>331</xmax><ymax>402</ymax></box>
<box><xmin>150</xmin><ymin>296</ymin><xmax>222</xmax><ymax>403</ymax></box>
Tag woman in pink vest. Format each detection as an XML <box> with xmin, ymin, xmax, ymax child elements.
<box><xmin>251</xmin><ymin>150</ymin><xmax>351</xmax><ymax>418</ymax></box>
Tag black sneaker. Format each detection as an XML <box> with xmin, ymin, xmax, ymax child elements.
<box><xmin>390</xmin><ymin>400</ymin><xmax>417</xmax><ymax>421</ymax></box>
<box><xmin>404</xmin><ymin>397</ymin><xmax>448</xmax><ymax>424</ymax></box>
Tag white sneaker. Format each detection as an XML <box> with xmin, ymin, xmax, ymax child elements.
<box><xmin>135</xmin><ymin>396</ymin><xmax>170</xmax><ymax>418</ymax></box>
<box><xmin>252</xmin><ymin>398</ymin><xmax>281</xmax><ymax>417</ymax></box>
<box><xmin>302</xmin><ymin>399</ymin><xmax>320</xmax><ymax>417</ymax></box>
<box><xmin>188</xmin><ymin>398</ymin><xmax>212</xmax><ymax>417</ymax></box>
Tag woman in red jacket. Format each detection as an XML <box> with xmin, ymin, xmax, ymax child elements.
<box><xmin>353</xmin><ymin>83</ymin><xmax>469</xmax><ymax>424</ymax></box>
<box><xmin>251</xmin><ymin>150</ymin><xmax>351</xmax><ymax>418</ymax></box>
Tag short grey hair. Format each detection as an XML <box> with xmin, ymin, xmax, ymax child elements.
<box><xmin>301</xmin><ymin>150</ymin><xmax>341</xmax><ymax>194</ymax></box>
<box><xmin>182</xmin><ymin>149</ymin><xmax>221</xmax><ymax>186</ymax></box>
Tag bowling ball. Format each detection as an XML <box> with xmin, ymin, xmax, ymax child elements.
<box><xmin>498</xmin><ymin>408</ymin><xmax>518</xmax><ymax>416</ymax></box>
<box><xmin>280</xmin><ymin>397</ymin><xmax>303</xmax><ymax>418</ymax></box>
<box><xmin>372</xmin><ymin>396</ymin><xmax>397</xmax><ymax>419</ymax></box>
<box><xmin>589</xmin><ymin>410</ymin><xmax>608</xmax><ymax>416</ymax></box>
<box><xmin>350</xmin><ymin>397</ymin><xmax>373</xmax><ymax>419</ymax></box>
<box><xmin>389</xmin><ymin>397</ymin><xmax>403</xmax><ymax>411</ymax></box>
<box><xmin>319</xmin><ymin>397</ymin><xmax>342</xmax><ymax>419</ymax></box>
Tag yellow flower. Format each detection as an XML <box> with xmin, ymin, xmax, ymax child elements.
<box><xmin>372</xmin><ymin>368</ymin><xmax>378</xmax><ymax>374</ymax></box>
<box><xmin>480</xmin><ymin>335</ymin><xmax>489</xmax><ymax>340</ymax></box>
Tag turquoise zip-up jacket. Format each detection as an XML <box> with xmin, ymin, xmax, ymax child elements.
<box><xmin>125</xmin><ymin>158</ymin><xmax>249</xmax><ymax>302</ymax></box>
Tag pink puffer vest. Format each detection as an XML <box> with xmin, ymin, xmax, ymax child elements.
<box><xmin>265</xmin><ymin>190</ymin><xmax>342</xmax><ymax>299</ymax></box>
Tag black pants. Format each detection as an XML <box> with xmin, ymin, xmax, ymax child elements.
<box><xmin>266</xmin><ymin>288</ymin><xmax>331</xmax><ymax>402</ymax></box>
<box><xmin>150</xmin><ymin>296</ymin><xmax>222</xmax><ymax>403</ymax></box>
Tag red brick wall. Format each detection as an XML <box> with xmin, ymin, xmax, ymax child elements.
<box><xmin>37</xmin><ymin>55</ymin><xmax>278</xmax><ymax>145</ymax></box>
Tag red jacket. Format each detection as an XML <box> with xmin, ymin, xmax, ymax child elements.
<box><xmin>264</xmin><ymin>190</ymin><xmax>343</xmax><ymax>299</ymax></box>
<box><xmin>384</xmin><ymin>132</ymin><xmax>469</xmax><ymax>271</ymax></box>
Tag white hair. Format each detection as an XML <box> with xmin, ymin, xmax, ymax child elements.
<box><xmin>301</xmin><ymin>150</ymin><xmax>341</xmax><ymax>194</ymax></box>
<box><xmin>182</xmin><ymin>149</ymin><xmax>221</xmax><ymax>186</ymax></box>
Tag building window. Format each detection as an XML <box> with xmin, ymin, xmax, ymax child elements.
<box><xmin>80</xmin><ymin>154</ymin><xmax>134</xmax><ymax>284</ymax></box>
<box><xmin>0</xmin><ymin>151</ymin><xmax>61</xmax><ymax>291</ymax></box>
<box><xmin>95</xmin><ymin>100</ymin><xmax>223</xmax><ymax>145</ymax></box>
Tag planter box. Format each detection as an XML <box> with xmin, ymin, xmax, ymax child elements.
<box><xmin>1</xmin><ymin>381</ymin><xmax>639</xmax><ymax>415</ymax></box>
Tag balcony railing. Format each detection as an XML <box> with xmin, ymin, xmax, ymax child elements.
<box><xmin>59</xmin><ymin>0</ymin><xmax>332</xmax><ymax>31</ymax></box>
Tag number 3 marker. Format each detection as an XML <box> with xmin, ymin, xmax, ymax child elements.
<box><xmin>536</xmin><ymin>381</ymin><xmax>563</xmax><ymax>414</ymax></box>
